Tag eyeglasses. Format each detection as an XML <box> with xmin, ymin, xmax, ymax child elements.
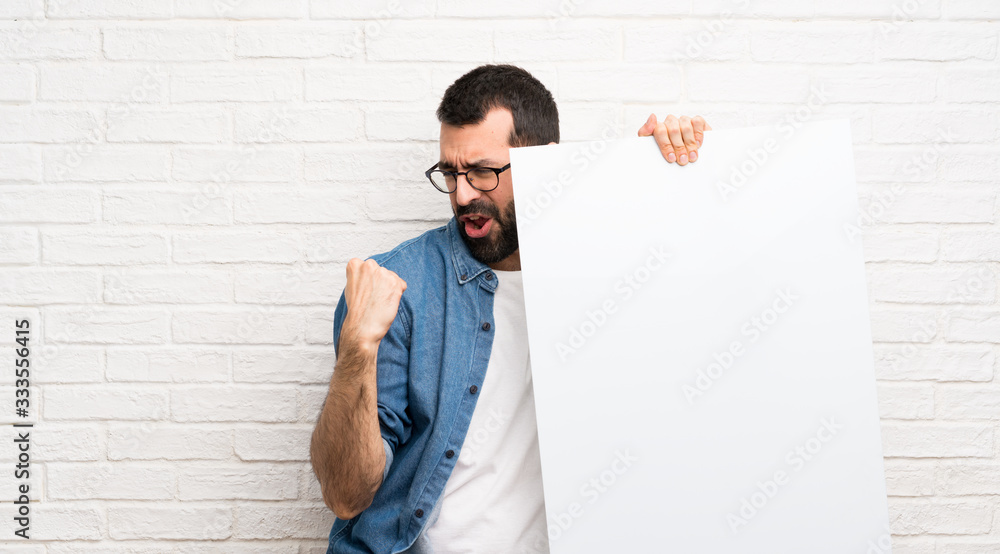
<box><xmin>425</xmin><ymin>162</ymin><xmax>511</xmax><ymax>194</ymax></box>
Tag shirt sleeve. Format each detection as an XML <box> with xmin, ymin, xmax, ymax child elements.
<box><xmin>332</xmin><ymin>288</ymin><xmax>412</xmax><ymax>478</ymax></box>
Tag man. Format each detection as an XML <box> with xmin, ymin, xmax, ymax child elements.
<box><xmin>311</xmin><ymin>64</ymin><xmax>710</xmax><ymax>554</ymax></box>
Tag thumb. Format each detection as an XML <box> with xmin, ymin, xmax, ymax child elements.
<box><xmin>637</xmin><ymin>113</ymin><xmax>656</xmax><ymax>137</ymax></box>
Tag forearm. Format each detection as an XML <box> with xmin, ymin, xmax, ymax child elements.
<box><xmin>310</xmin><ymin>329</ymin><xmax>387</xmax><ymax>519</ymax></box>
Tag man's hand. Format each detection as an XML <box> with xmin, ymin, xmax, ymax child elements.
<box><xmin>342</xmin><ymin>258</ymin><xmax>407</xmax><ymax>350</ymax></box>
<box><xmin>637</xmin><ymin>114</ymin><xmax>712</xmax><ymax>166</ymax></box>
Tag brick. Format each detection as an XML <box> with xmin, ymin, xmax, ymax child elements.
<box><xmin>939</xmin><ymin>148</ymin><xmax>1000</xmax><ymax>182</ymax></box>
<box><xmin>813</xmin><ymin>66</ymin><xmax>937</xmax><ymax>103</ymax></box>
<box><xmin>883</xmin><ymin>459</ymin><xmax>935</xmax><ymax>496</ymax></box>
<box><xmin>303</xmin><ymin>143</ymin><xmax>433</xmax><ymax>183</ymax></box>
<box><xmin>172</xmin><ymin>146</ymin><xmax>299</xmax><ymax>183</ymax></box>
<box><xmin>172</xmin><ymin>309</ymin><xmax>303</xmax><ymax>345</ymax></box>
<box><xmin>874</xmin><ymin>344</ymin><xmax>994</xmax><ymax>382</ymax></box>
<box><xmin>178</xmin><ymin>465</ymin><xmax>297</xmax><ymax>500</ymax></box>
<box><xmin>0</xmin><ymin>25</ymin><xmax>99</xmax><ymax>59</ymax></box>
<box><xmin>233</xmin><ymin>349</ymin><xmax>335</xmax><ymax>383</ymax></box>
<box><xmin>235</xmin><ymin>105</ymin><xmax>360</xmax><ymax>143</ymax></box>
<box><xmin>46</xmin><ymin>0</ymin><xmax>172</xmax><ymax>19</ymax></box>
<box><xmin>31</xmin><ymin>505</ymin><xmax>102</xmax><ymax>540</ymax></box>
<box><xmin>685</xmin><ymin>64</ymin><xmax>810</xmax><ymax>103</ymax></box>
<box><xmin>367</xmin><ymin>22</ymin><xmax>494</xmax><ymax>62</ymax></box>
<box><xmin>43</xmin><ymin>387</ymin><xmax>168</xmax><ymax>420</ymax></box>
<box><xmin>947</xmin><ymin>310</ymin><xmax>1000</xmax><ymax>343</ymax></box>
<box><xmin>0</xmin><ymin>187</ymin><xmax>97</xmax><ymax>223</ymax></box>
<box><xmin>0</xmin><ymin>145</ymin><xmax>40</xmax><ymax>181</ymax></box>
<box><xmin>175</xmin><ymin>0</ymin><xmax>307</xmax><ymax>19</ymax></box>
<box><xmin>107</xmin><ymin>106</ymin><xmax>230</xmax><ymax>143</ymax></box>
<box><xmin>171</xmin><ymin>387</ymin><xmax>297</xmax><ymax>423</ymax></box>
<box><xmin>0</xmin><ymin>0</ymin><xmax>42</xmax><ymax>18</ymax></box>
<box><xmin>625</xmin><ymin>21</ymin><xmax>746</xmax><ymax>63</ymax></box>
<box><xmin>48</xmin><ymin>463</ymin><xmax>173</xmax><ymax>499</ymax></box>
<box><xmin>936</xmin><ymin>385</ymin><xmax>1000</xmax><ymax>419</ymax></box>
<box><xmin>311</xmin><ymin>0</ymin><xmax>430</xmax><ymax>19</ymax></box>
<box><xmin>43</xmin><ymin>230</ymin><xmax>168</xmax><ymax>265</ymax></box>
<box><xmin>0</xmin><ymin>268</ymin><xmax>102</xmax><ymax>304</ymax></box>
<box><xmin>500</xmin><ymin>24</ymin><xmax>619</xmax><ymax>62</ymax></box>
<box><xmin>946</xmin><ymin>0</ymin><xmax>1000</xmax><ymax>18</ymax></box>
<box><xmin>364</xmin><ymin>108</ymin><xmax>438</xmax><ymax>142</ymax></box>
<box><xmin>873</xmin><ymin>107</ymin><xmax>999</xmax><ymax>144</ymax></box>
<box><xmin>0</xmin><ymin>107</ymin><xmax>100</xmax><ymax>143</ymax></box>
<box><xmin>877</xmin><ymin>382</ymin><xmax>934</xmax><ymax>419</ymax></box>
<box><xmin>304</xmin><ymin>222</ymin><xmax>437</xmax><ymax>263</ymax></box>
<box><xmin>875</xmin><ymin>22</ymin><xmax>997</xmax><ymax>61</ymax></box>
<box><xmin>108</xmin><ymin>424</ymin><xmax>231</xmax><ymax>460</ymax></box>
<box><xmin>366</xmin><ymin>185</ymin><xmax>456</xmax><ymax>222</ymax></box>
<box><xmin>235</xmin><ymin>427</ymin><xmax>312</xmax><ymax>461</ymax></box>
<box><xmin>40</xmin><ymin>63</ymin><xmax>168</xmax><ymax>102</ymax></box>
<box><xmin>868</xmin><ymin>307</ymin><xmax>940</xmax><ymax>342</ymax></box>
<box><xmin>104</xmin><ymin>25</ymin><xmax>231</xmax><ymax>60</ymax></box>
<box><xmin>34</xmin><ymin>425</ymin><xmax>101</xmax><ymax>461</ymax></box>
<box><xmin>173</xmin><ymin>230</ymin><xmax>300</xmax><ymax>264</ymax></box>
<box><xmin>750</xmin><ymin>22</ymin><xmax>875</xmax><ymax>62</ymax></box>
<box><xmin>869</xmin><ymin>265</ymin><xmax>995</xmax><ymax>304</ymax></box>
<box><xmin>853</xmin><ymin>146</ymin><xmax>936</xmax><ymax>183</ymax></box>
<box><xmin>235</xmin><ymin>22</ymin><xmax>359</xmax><ymax>58</ymax></box>
<box><xmin>882</xmin><ymin>422</ymin><xmax>993</xmax><ymax>457</ymax></box>
<box><xmin>297</xmin><ymin>385</ymin><xmax>328</xmax><ymax>422</ymax></box>
<box><xmin>863</xmin><ymin>184</ymin><xmax>997</xmax><ymax>223</ymax></box>
<box><xmin>306</xmin><ymin>65</ymin><xmax>431</xmax><ymax>102</ymax></box>
<box><xmin>0</xmin><ymin>64</ymin><xmax>34</xmax><ymax>102</ymax></box>
<box><xmin>861</xmin><ymin>227</ymin><xmax>938</xmax><ymax>262</ymax></box>
<box><xmin>936</xmin><ymin>462</ymin><xmax>1000</xmax><ymax>495</ymax></box>
<box><xmin>813</xmin><ymin>0</ymin><xmax>941</xmax><ymax>18</ymax></box>
<box><xmin>106</xmin><ymin>348</ymin><xmax>229</xmax><ymax>382</ymax></box>
<box><xmin>172</xmin><ymin>65</ymin><xmax>301</xmax><ymax>102</ymax></box>
<box><xmin>109</xmin><ymin>507</ymin><xmax>232</xmax><ymax>540</ymax></box>
<box><xmin>42</xmin><ymin>144</ymin><xmax>171</xmax><ymax>182</ymax></box>
<box><xmin>888</xmin><ymin>499</ymin><xmax>991</xmax><ymax>535</ymax></box>
<box><xmin>33</xmin><ymin>345</ymin><xmax>103</xmax><ymax>384</ymax></box>
<box><xmin>105</xmin><ymin>269</ymin><xmax>233</xmax><ymax>304</ymax></box>
<box><xmin>233</xmin><ymin>505</ymin><xmax>332</xmax><ymax>539</ymax></box>
<box><xmin>234</xmin><ymin>266</ymin><xmax>343</xmax><ymax>305</ymax></box>
<box><xmin>45</xmin><ymin>307</ymin><xmax>169</xmax><ymax>344</ymax></box>
<box><xmin>234</xmin><ymin>187</ymin><xmax>362</xmax><ymax>224</ymax></box>
<box><xmin>560</xmin><ymin>65</ymin><xmax>683</xmax><ymax>102</ymax></box>
<box><xmin>103</xmin><ymin>188</ymin><xmax>231</xmax><ymax>225</ymax></box>
<box><xmin>943</xmin><ymin>230</ymin><xmax>1000</xmax><ymax>261</ymax></box>
<box><xmin>0</xmin><ymin>227</ymin><xmax>38</xmax><ymax>264</ymax></box>
<box><xmin>942</xmin><ymin>70</ymin><xmax>1000</xmax><ymax>102</ymax></box>
<box><xmin>305</xmin><ymin>311</ymin><xmax>335</xmax><ymax>345</ymax></box>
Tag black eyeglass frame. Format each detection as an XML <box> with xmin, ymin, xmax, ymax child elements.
<box><xmin>425</xmin><ymin>162</ymin><xmax>512</xmax><ymax>194</ymax></box>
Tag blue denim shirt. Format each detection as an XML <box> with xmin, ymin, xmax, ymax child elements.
<box><xmin>326</xmin><ymin>216</ymin><xmax>500</xmax><ymax>554</ymax></box>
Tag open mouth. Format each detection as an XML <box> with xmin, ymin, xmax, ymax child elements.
<box><xmin>461</xmin><ymin>214</ymin><xmax>494</xmax><ymax>239</ymax></box>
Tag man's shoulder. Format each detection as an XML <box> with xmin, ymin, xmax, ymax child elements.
<box><xmin>367</xmin><ymin>221</ymin><xmax>452</xmax><ymax>278</ymax></box>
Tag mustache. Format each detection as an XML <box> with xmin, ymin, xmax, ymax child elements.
<box><xmin>456</xmin><ymin>201</ymin><xmax>501</xmax><ymax>219</ymax></box>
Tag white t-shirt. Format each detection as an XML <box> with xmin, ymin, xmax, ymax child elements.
<box><xmin>424</xmin><ymin>269</ymin><xmax>549</xmax><ymax>553</ymax></box>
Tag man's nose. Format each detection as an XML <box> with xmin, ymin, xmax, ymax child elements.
<box><xmin>453</xmin><ymin>173</ymin><xmax>481</xmax><ymax>206</ymax></box>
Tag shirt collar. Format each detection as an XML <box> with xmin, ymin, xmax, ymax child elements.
<box><xmin>448</xmin><ymin>215</ymin><xmax>495</xmax><ymax>286</ymax></box>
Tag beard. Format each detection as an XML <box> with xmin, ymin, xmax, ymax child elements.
<box><xmin>455</xmin><ymin>198</ymin><xmax>519</xmax><ymax>265</ymax></box>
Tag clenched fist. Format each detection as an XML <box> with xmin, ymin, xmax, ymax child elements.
<box><xmin>342</xmin><ymin>258</ymin><xmax>408</xmax><ymax>348</ymax></box>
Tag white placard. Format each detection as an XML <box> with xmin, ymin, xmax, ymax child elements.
<box><xmin>511</xmin><ymin>119</ymin><xmax>892</xmax><ymax>553</ymax></box>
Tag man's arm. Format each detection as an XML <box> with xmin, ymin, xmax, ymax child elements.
<box><xmin>310</xmin><ymin>258</ymin><xmax>407</xmax><ymax>520</ymax></box>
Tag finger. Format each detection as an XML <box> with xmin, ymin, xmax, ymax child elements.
<box><xmin>637</xmin><ymin>113</ymin><xmax>656</xmax><ymax>137</ymax></box>
<box><xmin>652</xmin><ymin>120</ymin><xmax>676</xmax><ymax>163</ymax></box>
<box><xmin>679</xmin><ymin>116</ymin><xmax>699</xmax><ymax>162</ymax></box>
<box><xmin>664</xmin><ymin>115</ymin><xmax>688</xmax><ymax>165</ymax></box>
<box><xmin>691</xmin><ymin>115</ymin><xmax>707</xmax><ymax>148</ymax></box>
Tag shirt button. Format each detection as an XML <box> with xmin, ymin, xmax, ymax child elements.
<box><xmin>469</xmin><ymin>385</ymin><xmax>478</xmax><ymax>394</ymax></box>
<box><xmin>461</xmin><ymin>273</ymin><xmax>468</xmax><ymax>280</ymax></box>
<box><xmin>485</xmin><ymin>272</ymin><xmax>494</xmax><ymax>281</ymax></box>
<box><xmin>446</xmin><ymin>449</ymin><xmax>455</xmax><ymax>458</ymax></box>
<box><xmin>481</xmin><ymin>322</ymin><xmax>491</xmax><ymax>331</ymax></box>
<box><xmin>415</xmin><ymin>509</ymin><xmax>424</xmax><ymax>518</ymax></box>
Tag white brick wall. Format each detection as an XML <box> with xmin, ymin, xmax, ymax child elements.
<box><xmin>0</xmin><ymin>2</ymin><xmax>997</xmax><ymax>551</ymax></box>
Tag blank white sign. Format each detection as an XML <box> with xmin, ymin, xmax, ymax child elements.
<box><xmin>510</xmin><ymin>120</ymin><xmax>892</xmax><ymax>553</ymax></box>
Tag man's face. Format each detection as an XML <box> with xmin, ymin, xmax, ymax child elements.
<box><xmin>439</xmin><ymin>108</ymin><xmax>519</xmax><ymax>266</ymax></box>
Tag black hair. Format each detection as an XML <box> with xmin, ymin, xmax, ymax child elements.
<box><xmin>436</xmin><ymin>64</ymin><xmax>559</xmax><ymax>147</ymax></box>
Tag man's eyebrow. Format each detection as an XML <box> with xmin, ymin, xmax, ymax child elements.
<box><xmin>438</xmin><ymin>158</ymin><xmax>501</xmax><ymax>170</ymax></box>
